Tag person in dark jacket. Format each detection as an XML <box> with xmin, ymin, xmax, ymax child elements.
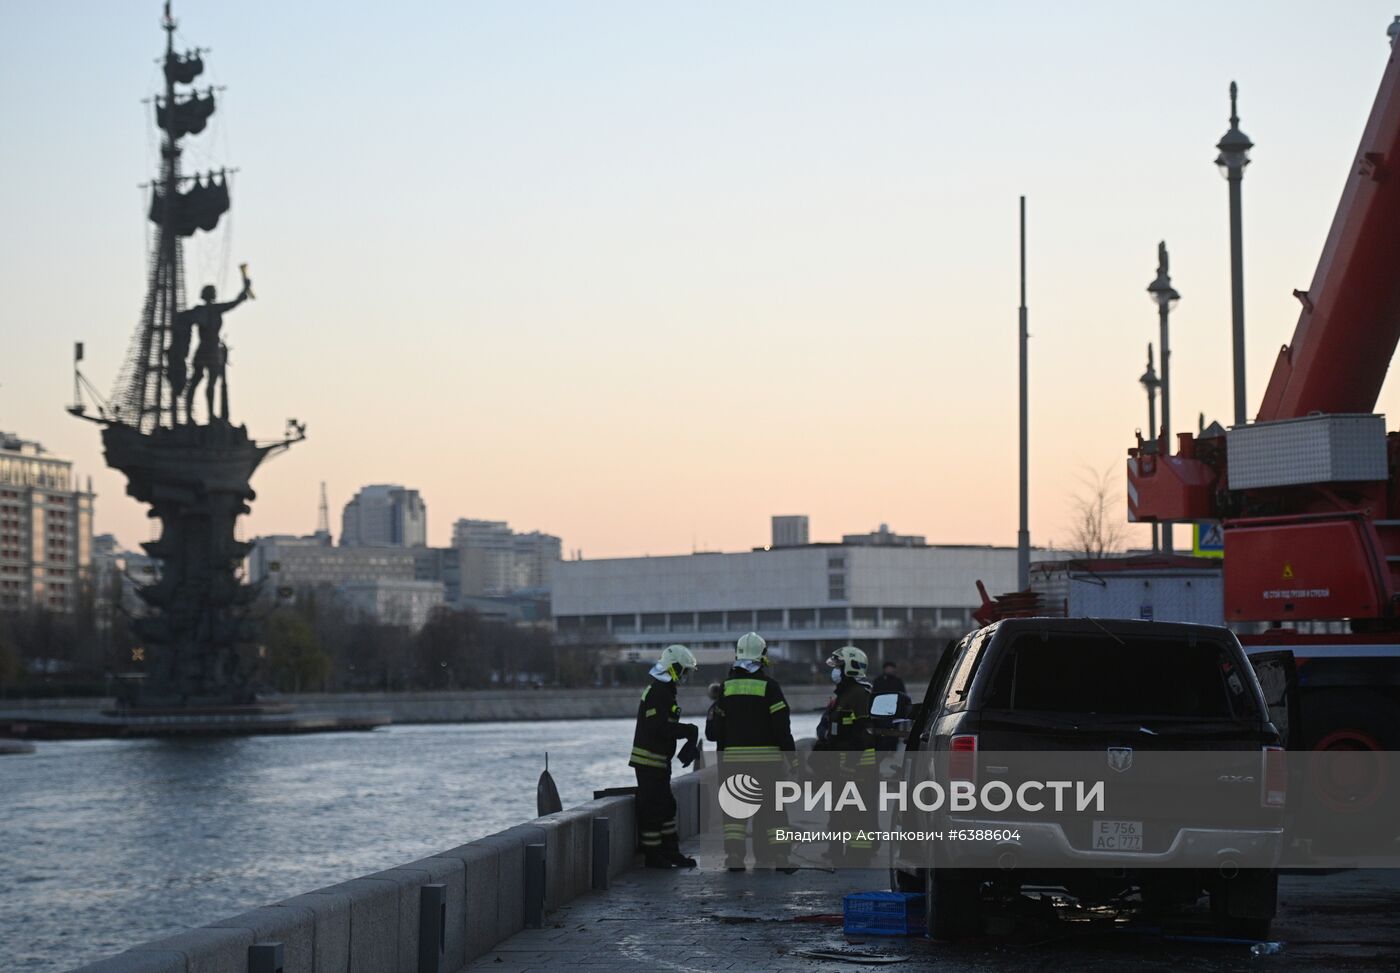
<box><xmin>869</xmin><ymin>661</ymin><xmax>908</xmax><ymax>752</ymax></box>
<box><xmin>708</xmin><ymin>632</ymin><xmax>797</xmax><ymax>871</ymax></box>
<box><xmin>629</xmin><ymin>644</ymin><xmax>700</xmax><ymax>869</ymax></box>
<box><xmin>870</xmin><ymin>661</ymin><xmax>906</xmax><ymax>697</ymax></box>
<box><xmin>817</xmin><ymin>645</ymin><xmax>876</xmax><ymax>864</ymax></box>
<box><xmin>704</xmin><ymin>682</ymin><xmax>724</xmax><ymax>744</ymax></box>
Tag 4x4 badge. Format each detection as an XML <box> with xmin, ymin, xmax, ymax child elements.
<box><xmin>1107</xmin><ymin>747</ymin><xmax>1133</xmax><ymax>773</ymax></box>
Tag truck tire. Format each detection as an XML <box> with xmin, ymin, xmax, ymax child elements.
<box><xmin>891</xmin><ymin>867</ymin><xmax>921</xmax><ymax>893</ymax></box>
<box><xmin>1302</xmin><ymin>690</ymin><xmax>1400</xmax><ymax>752</ymax></box>
<box><xmin>1299</xmin><ymin>690</ymin><xmax>1400</xmax><ymax>852</ymax></box>
<box><xmin>924</xmin><ymin>867</ymin><xmax>984</xmax><ymax>941</ymax></box>
<box><xmin>1209</xmin><ymin>868</ymin><xmax>1276</xmax><ymax>942</ymax></box>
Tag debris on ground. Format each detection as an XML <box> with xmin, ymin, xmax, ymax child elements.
<box><xmin>792</xmin><ymin>945</ymin><xmax>910</xmax><ymax>964</ymax></box>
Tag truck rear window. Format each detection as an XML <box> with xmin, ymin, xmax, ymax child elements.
<box><xmin>980</xmin><ymin>633</ymin><xmax>1256</xmax><ymax>719</ymax></box>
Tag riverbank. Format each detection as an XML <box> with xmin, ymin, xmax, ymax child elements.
<box><xmin>0</xmin><ymin>683</ymin><xmax>925</xmax><ymax>727</ymax></box>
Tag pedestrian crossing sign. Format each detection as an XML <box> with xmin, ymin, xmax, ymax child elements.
<box><xmin>1193</xmin><ymin>521</ymin><xmax>1224</xmax><ymax>558</ymax></box>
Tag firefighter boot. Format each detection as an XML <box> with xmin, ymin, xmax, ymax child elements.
<box><xmin>643</xmin><ymin>849</ymin><xmax>678</xmax><ymax>869</ymax></box>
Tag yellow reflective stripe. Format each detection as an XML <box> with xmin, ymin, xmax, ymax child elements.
<box><xmin>641</xmin><ymin>685</ymin><xmax>651</xmax><ymax>701</ymax></box>
<box><xmin>769</xmin><ymin>700</ymin><xmax>787</xmax><ymax>714</ymax></box>
<box><xmin>841</xmin><ymin>714</ymin><xmax>856</xmax><ymax>725</ymax></box>
<box><xmin>644</xmin><ymin>708</ymin><xmax>657</xmax><ymax>717</ymax></box>
<box><xmin>724</xmin><ymin>678</ymin><xmax>768</xmax><ymax>697</ymax></box>
<box><xmin>630</xmin><ymin>746</ymin><xmax>668</xmax><ymax>768</ymax></box>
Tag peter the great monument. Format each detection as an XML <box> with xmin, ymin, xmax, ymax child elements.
<box><xmin>11</xmin><ymin>4</ymin><xmax>385</xmax><ymax>737</ymax></box>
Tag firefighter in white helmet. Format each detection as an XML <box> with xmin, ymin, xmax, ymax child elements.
<box><xmin>708</xmin><ymin>632</ymin><xmax>797</xmax><ymax>871</ymax></box>
<box><xmin>629</xmin><ymin>644</ymin><xmax>701</xmax><ymax>868</ymax></box>
<box><xmin>817</xmin><ymin>645</ymin><xmax>877</xmax><ymax>864</ymax></box>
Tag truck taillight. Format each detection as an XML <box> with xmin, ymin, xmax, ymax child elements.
<box><xmin>950</xmin><ymin>734</ymin><xmax>978</xmax><ymax>786</ymax></box>
<box><xmin>1262</xmin><ymin>745</ymin><xmax>1287</xmax><ymax>807</ymax></box>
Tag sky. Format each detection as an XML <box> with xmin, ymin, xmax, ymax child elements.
<box><xmin>2</xmin><ymin>1</ymin><xmax>1398</xmax><ymax>559</ymax></box>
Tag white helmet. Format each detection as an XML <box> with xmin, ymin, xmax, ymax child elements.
<box><xmin>658</xmin><ymin>644</ymin><xmax>697</xmax><ymax>682</ymax></box>
<box><xmin>826</xmin><ymin>645</ymin><xmax>868</xmax><ymax>678</ymax></box>
<box><xmin>735</xmin><ymin>631</ymin><xmax>767</xmax><ymax>663</ymax></box>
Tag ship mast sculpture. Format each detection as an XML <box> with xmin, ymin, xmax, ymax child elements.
<box><xmin>71</xmin><ymin>3</ymin><xmax>304</xmax><ymax>712</ymax></box>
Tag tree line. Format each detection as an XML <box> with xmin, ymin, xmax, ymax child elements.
<box><xmin>0</xmin><ymin>583</ymin><xmax>605</xmax><ymax>698</ymax></box>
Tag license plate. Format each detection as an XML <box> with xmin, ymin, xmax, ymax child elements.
<box><xmin>1092</xmin><ymin>819</ymin><xmax>1144</xmax><ymax>851</ymax></box>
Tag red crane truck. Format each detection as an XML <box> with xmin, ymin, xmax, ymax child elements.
<box><xmin>1128</xmin><ymin>24</ymin><xmax>1400</xmax><ymax>760</ymax></box>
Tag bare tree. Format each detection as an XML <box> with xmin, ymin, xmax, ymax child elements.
<box><xmin>1070</xmin><ymin>464</ymin><xmax>1127</xmax><ymax>558</ymax></box>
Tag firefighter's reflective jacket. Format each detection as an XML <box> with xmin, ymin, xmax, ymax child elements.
<box><xmin>709</xmin><ymin>667</ymin><xmax>796</xmax><ymax>764</ymax></box>
<box><xmin>629</xmin><ymin>677</ymin><xmax>691</xmax><ymax>771</ymax></box>
<box><xmin>817</xmin><ymin>676</ymin><xmax>876</xmax><ymax>769</ymax></box>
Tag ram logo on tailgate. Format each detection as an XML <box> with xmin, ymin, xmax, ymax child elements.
<box><xmin>1107</xmin><ymin>747</ymin><xmax>1134</xmax><ymax>773</ymax></box>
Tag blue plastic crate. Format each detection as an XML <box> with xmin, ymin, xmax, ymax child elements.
<box><xmin>842</xmin><ymin>891</ymin><xmax>926</xmax><ymax>937</ymax></box>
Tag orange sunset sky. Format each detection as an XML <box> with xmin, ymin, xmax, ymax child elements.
<box><xmin>3</xmin><ymin>2</ymin><xmax>1400</xmax><ymax>558</ymax></box>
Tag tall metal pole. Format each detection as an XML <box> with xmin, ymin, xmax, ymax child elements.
<box><xmin>1148</xmin><ymin>242</ymin><xmax>1180</xmax><ymax>553</ymax></box>
<box><xmin>1139</xmin><ymin>344</ymin><xmax>1160</xmax><ymax>552</ymax></box>
<box><xmin>1217</xmin><ymin>82</ymin><xmax>1252</xmax><ymax>426</ymax></box>
<box><xmin>1017</xmin><ymin>196</ymin><xmax>1030</xmax><ymax>589</ymax></box>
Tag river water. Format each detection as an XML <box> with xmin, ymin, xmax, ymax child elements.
<box><xmin>0</xmin><ymin>714</ymin><xmax>821</xmax><ymax>971</ymax></box>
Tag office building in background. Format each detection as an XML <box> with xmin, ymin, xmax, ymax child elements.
<box><xmin>770</xmin><ymin>515</ymin><xmax>810</xmax><ymax>548</ymax></box>
<box><xmin>340</xmin><ymin>484</ymin><xmax>427</xmax><ymax>548</ymax></box>
<box><xmin>0</xmin><ymin>430</ymin><xmax>94</xmax><ymax>613</ymax></box>
<box><xmin>453</xmin><ymin>519</ymin><xmax>562</xmax><ymax>597</ymax></box>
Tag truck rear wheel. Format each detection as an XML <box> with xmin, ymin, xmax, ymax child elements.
<box><xmin>1300</xmin><ymin>691</ymin><xmax>1400</xmax><ymax>852</ymax></box>
<box><xmin>1209</xmin><ymin>868</ymin><xmax>1276</xmax><ymax>942</ymax></box>
<box><xmin>924</xmin><ymin>867</ymin><xmax>985</xmax><ymax>941</ymax></box>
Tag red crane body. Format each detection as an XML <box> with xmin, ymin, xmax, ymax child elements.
<box><xmin>1256</xmin><ymin>41</ymin><xmax>1400</xmax><ymax>423</ymax></box>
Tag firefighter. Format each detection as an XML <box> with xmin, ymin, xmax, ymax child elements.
<box><xmin>629</xmin><ymin>644</ymin><xmax>701</xmax><ymax>869</ymax></box>
<box><xmin>709</xmin><ymin>631</ymin><xmax>797</xmax><ymax>871</ymax></box>
<box><xmin>817</xmin><ymin>645</ymin><xmax>876</xmax><ymax>864</ymax></box>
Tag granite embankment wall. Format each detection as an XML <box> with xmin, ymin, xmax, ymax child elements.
<box><xmin>70</xmin><ymin>763</ymin><xmax>716</xmax><ymax>972</ymax></box>
<box><xmin>2</xmin><ymin>684</ymin><xmax>924</xmax><ymax>725</ymax></box>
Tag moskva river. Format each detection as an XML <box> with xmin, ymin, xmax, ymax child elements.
<box><xmin>1</xmin><ymin>714</ymin><xmax>822</xmax><ymax>971</ymax></box>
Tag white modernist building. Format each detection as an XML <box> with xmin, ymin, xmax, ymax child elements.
<box><xmin>553</xmin><ymin>543</ymin><xmax>1059</xmax><ymax>665</ymax></box>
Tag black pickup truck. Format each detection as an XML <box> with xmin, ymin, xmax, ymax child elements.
<box><xmin>890</xmin><ymin>617</ymin><xmax>1295</xmax><ymax>941</ymax></box>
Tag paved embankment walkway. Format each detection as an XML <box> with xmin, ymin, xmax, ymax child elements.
<box><xmin>469</xmin><ymin>836</ymin><xmax>1400</xmax><ymax>973</ymax></box>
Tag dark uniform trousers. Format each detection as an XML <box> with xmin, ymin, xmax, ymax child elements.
<box><xmin>634</xmin><ymin>766</ymin><xmax>678</xmax><ymax>852</ymax></box>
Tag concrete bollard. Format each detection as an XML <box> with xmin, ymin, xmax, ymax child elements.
<box><xmin>591</xmin><ymin>817</ymin><xmax>610</xmax><ymax>891</ymax></box>
<box><xmin>418</xmin><ymin>883</ymin><xmax>447</xmax><ymax>973</ymax></box>
<box><xmin>524</xmin><ymin>843</ymin><xmax>546</xmax><ymax>929</ymax></box>
<box><xmin>248</xmin><ymin>941</ymin><xmax>284</xmax><ymax>973</ymax></box>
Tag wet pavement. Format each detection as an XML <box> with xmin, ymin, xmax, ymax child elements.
<box><xmin>467</xmin><ymin>834</ymin><xmax>1400</xmax><ymax>972</ymax></box>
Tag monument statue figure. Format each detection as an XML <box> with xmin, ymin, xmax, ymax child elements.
<box><xmin>67</xmin><ymin>4</ymin><xmax>304</xmax><ymax>712</ymax></box>
<box><xmin>181</xmin><ymin>277</ymin><xmax>251</xmax><ymax>422</ymax></box>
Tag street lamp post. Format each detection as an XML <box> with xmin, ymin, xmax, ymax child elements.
<box><xmin>1216</xmin><ymin>82</ymin><xmax>1253</xmax><ymax>427</ymax></box>
<box><xmin>1139</xmin><ymin>343</ymin><xmax>1161</xmax><ymax>552</ymax></box>
<box><xmin>1148</xmin><ymin>242</ymin><xmax>1181</xmax><ymax>553</ymax></box>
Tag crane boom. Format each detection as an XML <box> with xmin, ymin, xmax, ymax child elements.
<box><xmin>1256</xmin><ymin>39</ymin><xmax>1400</xmax><ymax>421</ymax></box>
